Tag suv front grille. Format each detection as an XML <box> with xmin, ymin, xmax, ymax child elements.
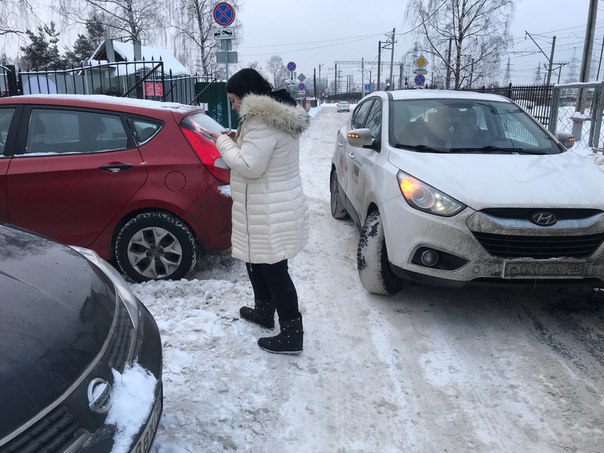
<box><xmin>472</xmin><ymin>232</ymin><xmax>604</xmax><ymax>258</ymax></box>
<box><xmin>1</xmin><ymin>406</ymin><xmax>81</xmax><ymax>453</ymax></box>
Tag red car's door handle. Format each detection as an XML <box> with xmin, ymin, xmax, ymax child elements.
<box><xmin>98</xmin><ymin>163</ymin><xmax>134</xmax><ymax>173</ymax></box>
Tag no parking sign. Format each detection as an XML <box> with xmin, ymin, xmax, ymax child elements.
<box><xmin>213</xmin><ymin>2</ymin><xmax>235</xmax><ymax>26</ymax></box>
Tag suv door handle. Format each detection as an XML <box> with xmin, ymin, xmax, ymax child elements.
<box><xmin>99</xmin><ymin>163</ymin><xmax>133</xmax><ymax>173</ymax></box>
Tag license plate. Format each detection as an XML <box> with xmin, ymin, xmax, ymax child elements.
<box><xmin>502</xmin><ymin>260</ymin><xmax>586</xmax><ymax>279</ymax></box>
<box><xmin>129</xmin><ymin>385</ymin><xmax>163</xmax><ymax>453</ymax></box>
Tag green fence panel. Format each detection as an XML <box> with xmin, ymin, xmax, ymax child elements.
<box><xmin>195</xmin><ymin>81</ymin><xmax>239</xmax><ymax>129</ymax></box>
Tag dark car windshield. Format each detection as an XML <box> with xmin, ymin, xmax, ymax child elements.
<box><xmin>389</xmin><ymin>98</ymin><xmax>564</xmax><ymax>155</ymax></box>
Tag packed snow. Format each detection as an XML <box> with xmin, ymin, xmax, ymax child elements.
<box><xmin>117</xmin><ymin>103</ymin><xmax>604</xmax><ymax>452</ymax></box>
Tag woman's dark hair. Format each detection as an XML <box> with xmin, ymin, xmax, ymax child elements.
<box><xmin>226</xmin><ymin>68</ymin><xmax>297</xmax><ymax>107</ymax></box>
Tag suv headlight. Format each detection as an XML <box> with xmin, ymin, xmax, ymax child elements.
<box><xmin>70</xmin><ymin>246</ymin><xmax>140</xmax><ymax>329</ymax></box>
<box><xmin>397</xmin><ymin>170</ymin><xmax>465</xmax><ymax>217</ymax></box>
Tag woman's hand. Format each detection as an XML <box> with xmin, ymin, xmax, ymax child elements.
<box><xmin>222</xmin><ymin>130</ymin><xmax>236</xmax><ymax>141</ymax></box>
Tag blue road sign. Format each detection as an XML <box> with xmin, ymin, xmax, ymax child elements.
<box><xmin>298</xmin><ymin>82</ymin><xmax>305</xmax><ymax>90</ymax></box>
<box><xmin>364</xmin><ymin>83</ymin><xmax>371</xmax><ymax>92</ymax></box>
<box><xmin>213</xmin><ymin>2</ymin><xmax>235</xmax><ymax>26</ymax></box>
<box><xmin>287</xmin><ymin>61</ymin><xmax>297</xmax><ymax>72</ymax></box>
<box><xmin>414</xmin><ymin>73</ymin><xmax>426</xmax><ymax>86</ymax></box>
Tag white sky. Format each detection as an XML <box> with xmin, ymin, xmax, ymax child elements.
<box><xmin>234</xmin><ymin>0</ymin><xmax>597</xmax><ymax>85</ymax></box>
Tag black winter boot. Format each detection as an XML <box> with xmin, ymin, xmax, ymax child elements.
<box><xmin>240</xmin><ymin>299</ymin><xmax>275</xmax><ymax>329</ymax></box>
<box><xmin>258</xmin><ymin>314</ymin><xmax>303</xmax><ymax>354</ymax></box>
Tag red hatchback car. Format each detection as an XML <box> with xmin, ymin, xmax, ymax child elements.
<box><xmin>0</xmin><ymin>95</ymin><xmax>232</xmax><ymax>282</ymax></box>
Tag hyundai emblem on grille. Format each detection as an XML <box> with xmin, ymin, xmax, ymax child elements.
<box><xmin>530</xmin><ymin>211</ymin><xmax>557</xmax><ymax>226</ymax></box>
<box><xmin>87</xmin><ymin>378</ymin><xmax>112</xmax><ymax>413</ymax></box>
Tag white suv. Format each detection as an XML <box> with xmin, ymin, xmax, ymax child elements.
<box><xmin>330</xmin><ymin>90</ymin><xmax>604</xmax><ymax>295</ymax></box>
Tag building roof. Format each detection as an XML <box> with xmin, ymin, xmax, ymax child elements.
<box><xmin>90</xmin><ymin>40</ymin><xmax>191</xmax><ymax>76</ymax></box>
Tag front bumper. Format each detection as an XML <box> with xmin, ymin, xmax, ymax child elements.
<box><xmin>382</xmin><ymin>198</ymin><xmax>604</xmax><ymax>288</ymax></box>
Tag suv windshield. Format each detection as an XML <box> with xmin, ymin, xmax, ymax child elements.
<box><xmin>389</xmin><ymin>99</ymin><xmax>563</xmax><ymax>155</ymax></box>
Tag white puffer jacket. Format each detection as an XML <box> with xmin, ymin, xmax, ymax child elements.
<box><xmin>216</xmin><ymin>94</ymin><xmax>310</xmax><ymax>264</ymax></box>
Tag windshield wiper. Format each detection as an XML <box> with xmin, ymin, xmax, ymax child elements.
<box><xmin>448</xmin><ymin>146</ymin><xmax>546</xmax><ymax>155</ymax></box>
<box><xmin>394</xmin><ymin>143</ymin><xmax>449</xmax><ymax>153</ymax></box>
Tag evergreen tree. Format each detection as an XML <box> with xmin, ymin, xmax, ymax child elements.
<box><xmin>65</xmin><ymin>16</ymin><xmax>106</xmax><ymax>66</ymax></box>
<box><xmin>20</xmin><ymin>22</ymin><xmax>66</xmax><ymax>70</ymax></box>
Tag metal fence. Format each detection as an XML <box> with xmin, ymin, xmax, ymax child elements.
<box><xmin>477</xmin><ymin>82</ymin><xmax>604</xmax><ymax>150</ymax></box>
<box><xmin>547</xmin><ymin>81</ymin><xmax>604</xmax><ymax>149</ymax></box>
<box><xmin>1</xmin><ymin>60</ymin><xmax>214</xmax><ymax>105</ymax></box>
<box><xmin>477</xmin><ymin>83</ymin><xmax>554</xmax><ymax>127</ymax></box>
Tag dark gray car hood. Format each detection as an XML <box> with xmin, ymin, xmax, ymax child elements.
<box><xmin>0</xmin><ymin>224</ymin><xmax>116</xmax><ymax>440</ymax></box>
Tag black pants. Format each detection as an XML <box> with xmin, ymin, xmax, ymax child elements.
<box><xmin>246</xmin><ymin>260</ymin><xmax>299</xmax><ymax>322</ymax></box>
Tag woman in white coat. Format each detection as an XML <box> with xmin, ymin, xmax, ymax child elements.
<box><xmin>212</xmin><ymin>68</ymin><xmax>309</xmax><ymax>354</ymax></box>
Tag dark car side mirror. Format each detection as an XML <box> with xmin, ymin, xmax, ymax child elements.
<box><xmin>556</xmin><ymin>132</ymin><xmax>576</xmax><ymax>149</ymax></box>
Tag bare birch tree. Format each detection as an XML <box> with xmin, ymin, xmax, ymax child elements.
<box><xmin>58</xmin><ymin>0</ymin><xmax>162</xmax><ymax>43</ymax></box>
<box><xmin>406</xmin><ymin>0</ymin><xmax>515</xmax><ymax>89</ymax></box>
<box><xmin>0</xmin><ymin>0</ymin><xmax>35</xmax><ymax>37</ymax></box>
<box><xmin>266</xmin><ymin>55</ymin><xmax>289</xmax><ymax>88</ymax></box>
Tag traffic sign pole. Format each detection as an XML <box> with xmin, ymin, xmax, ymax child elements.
<box><xmin>213</xmin><ymin>2</ymin><xmax>236</xmax><ymax>128</ymax></box>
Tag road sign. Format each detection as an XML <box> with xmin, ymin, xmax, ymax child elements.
<box><xmin>287</xmin><ymin>61</ymin><xmax>296</xmax><ymax>72</ymax></box>
<box><xmin>413</xmin><ymin>68</ymin><xmax>428</xmax><ymax>75</ymax></box>
<box><xmin>214</xmin><ymin>27</ymin><xmax>234</xmax><ymax>39</ymax></box>
<box><xmin>298</xmin><ymin>82</ymin><xmax>305</xmax><ymax>90</ymax></box>
<box><xmin>216</xmin><ymin>51</ymin><xmax>238</xmax><ymax>64</ymax></box>
<box><xmin>415</xmin><ymin>54</ymin><xmax>428</xmax><ymax>69</ymax></box>
<box><xmin>297</xmin><ymin>73</ymin><xmax>306</xmax><ymax>82</ymax></box>
<box><xmin>364</xmin><ymin>83</ymin><xmax>371</xmax><ymax>92</ymax></box>
<box><xmin>213</xmin><ymin>2</ymin><xmax>235</xmax><ymax>26</ymax></box>
<box><xmin>414</xmin><ymin>73</ymin><xmax>426</xmax><ymax>86</ymax></box>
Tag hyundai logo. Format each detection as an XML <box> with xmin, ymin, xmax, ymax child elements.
<box><xmin>87</xmin><ymin>378</ymin><xmax>112</xmax><ymax>413</ymax></box>
<box><xmin>530</xmin><ymin>211</ymin><xmax>557</xmax><ymax>226</ymax></box>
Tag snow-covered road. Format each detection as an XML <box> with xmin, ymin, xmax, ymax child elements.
<box><xmin>135</xmin><ymin>104</ymin><xmax>604</xmax><ymax>453</ymax></box>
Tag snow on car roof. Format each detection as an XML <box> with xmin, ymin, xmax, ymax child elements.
<box><xmin>382</xmin><ymin>89</ymin><xmax>511</xmax><ymax>103</ymax></box>
<box><xmin>11</xmin><ymin>94</ymin><xmax>199</xmax><ymax>113</ymax></box>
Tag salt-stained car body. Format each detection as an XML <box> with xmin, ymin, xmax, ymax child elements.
<box><xmin>0</xmin><ymin>222</ymin><xmax>162</xmax><ymax>452</ymax></box>
<box><xmin>330</xmin><ymin>89</ymin><xmax>604</xmax><ymax>295</ymax></box>
<box><xmin>0</xmin><ymin>94</ymin><xmax>232</xmax><ymax>283</ymax></box>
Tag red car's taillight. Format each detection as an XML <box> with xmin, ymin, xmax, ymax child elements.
<box><xmin>180</xmin><ymin>127</ymin><xmax>230</xmax><ymax>184</ymax></box>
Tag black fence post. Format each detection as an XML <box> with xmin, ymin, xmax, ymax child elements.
<box><xmin>6</xmin><ymin>65</ymin><xmax>18</xmax><ymax>95</ymax></box>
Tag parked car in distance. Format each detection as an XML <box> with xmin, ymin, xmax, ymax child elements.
<box><xmin>337</xmin><ymin>101</ymin><xmax>351</xmax><ymax>112</ymax></box>
<box><xmin>331</xmin><ymin>89</ymin><xmax>604</xmax><ymax>295</ymax></box>
<box><xmin>0</xmin><ymin>222</ymin><xmax>162</xmax><ymax>452</ymax></box>
<box><xmin>0</xmin><ymin>94</ymin><xmax>232</xmax><ymax>282</ymax></box>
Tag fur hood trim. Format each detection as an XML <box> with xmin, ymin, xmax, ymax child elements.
<box><xmin>239</xmin><ymin>94</ymin><xmax>309</xmax><ymax>137</ymax></box>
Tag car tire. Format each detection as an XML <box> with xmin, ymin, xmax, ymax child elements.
<box><xmin>357</xmin><ymin>211</ymin><xmax>403</xmax><ymax>296</ymax></box>
<box><xmin>330</xmin><ymin>170</ymin><xmax>349</xmax><ymax>219</ymax></box>
<box><xmin>115</xmin><ymin>212</ymin><xmax>199</xmax><ymax>283</ymax></box>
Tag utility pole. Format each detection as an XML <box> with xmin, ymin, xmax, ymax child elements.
<box><xmin>574</xmin><ymin>0</ymin><xmax>598</xmax><ymax>138</ymax></box>
<box><xmin>579</xmin><ymin>0</ymin><xmax>598</xmax><ymax>84</ymax></box>
<box><xmin>388</xmin><ymin>28</ymin><xmax>396</xmax><ymax>89</ymax></box>
<box><xmin>377</xmin><ymin>41</ymin><xmax>381</xmax><ymax>91</ymax></box>
<box><xmin>361</xmin><ymin>57</ymin><xmax>365</xmax><ymax>95</ymax></box>
<box><xmin>525</xmin><ymin>31</ymin><xmax>556</xmax><ymax>86</ymax></box>
<box><xmin>313</xmin><ymin>67</ymin><xmax>317</xmax><ymax>101</ymax></box>
<box><xmin>546</xmin><ymin>36</ymin><xmax>556</xmax><ymax>86</ymax></box>
<box><xmin>468</xmin><ymin>58</ymin><xmax>475</xmax><ymax>89</ymax></box>
<box><xmin>334</xmin><ymin>63</ymin><xmax>338</xmax><ymax>95</ymax></box>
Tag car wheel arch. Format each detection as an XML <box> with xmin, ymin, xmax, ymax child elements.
<box><xmin>357</xmin><ymin>208</ymin><xmax>403</xmax><ymax>296</ymax></box>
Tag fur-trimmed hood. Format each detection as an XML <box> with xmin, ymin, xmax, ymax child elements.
<box><xmin>238</xmin><ymin>94</ymin><xmax>309</xmax><ymax>137</ymax></box>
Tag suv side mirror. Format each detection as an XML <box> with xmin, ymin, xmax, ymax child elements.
<box><xmin>556</xmin><ymin>132</ymin><xmax>575</xmax><ymax>149</ymax></box>
<box><xmin>346</xmin><ymin>128</ymin><xmax>375</xmax><ymax>149</ymax></box>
